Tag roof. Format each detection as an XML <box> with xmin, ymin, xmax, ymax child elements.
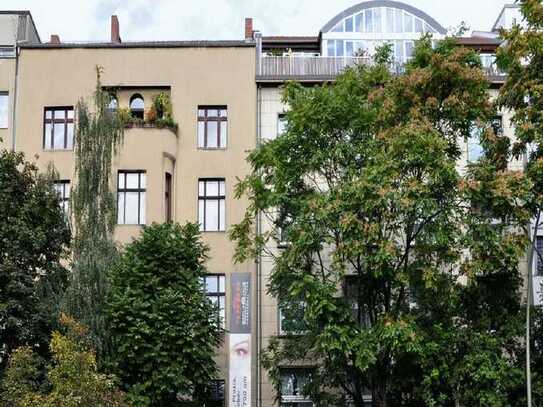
<box><xmin>262</xmin><ymin>36</ymin><xmax>319</xmax><ymax>43</ymax></box>
<box><xmin>492</xmin><ymin>4</ymin><xmax>520</xmax><ymax>32</ymax></box>
<box><xmin>20</xmin><ymin>40</ymin><xmax>255</xmax><ymax>49</ymax></box>
<box><xmin>320</xmin><ymin>0</ymin><xmax>447</xmax><ymax>35</ymax></box>
<box><xmin>262</xmin><ymin>36</ymin><xmax>320</xmax><ymax>51</ymax></box>
<box><xmin>0</xmin><ymin>10</ymin><xmax>41</xmax><ymax>43</ymax></box>
<box><xmin>456</xmin><ymin>36</ymin><xmax>502</xmax><ymax>52</ymax></box>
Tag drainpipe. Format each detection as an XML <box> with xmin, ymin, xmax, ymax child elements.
<box><xmin>256</xmin><ymin>87</ymin><xmax>263</xmax><ymax>407</ymax></box>
<box><xmin>11</xmin><ymin>19</ymin><xmax>22</xmax><ymax>151</ymax></box>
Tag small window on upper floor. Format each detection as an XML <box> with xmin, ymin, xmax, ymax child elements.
<box><xmin>468</xmin><ymin>127</ymin><xmax>484</xmax><ymax>163</ymax></box>
<box><xmin>0</xmin><ymin>92</ymin><xmax>8</xmax><ymax>129</ymax></box>
<box><xmin>198</xmin><ymin>106</ymin><xmax>228</xmax><ymax>149</ymax></box>
<box><xmin>43</xmin><ymin>107</ymin><xmax>74</xmax><ymax>150</ymax></box>
<box><xmin>53</xmin><ymin>180</ymin><xmax>70</xmax><ymax>216</ymax></box>
<box><xmin>277</xmin><ymin>113</ymin><xmax>287</xmax><ymax>137</ymax></box>
<box><xmin>107</xmin><ymin>96</ymin><xmax>118</xmax><ymax>113</ymax></box>
<box><xmin>129</xmin><ymin>94</ymin><xmax>144</xmax><ymax>119</ymax></box>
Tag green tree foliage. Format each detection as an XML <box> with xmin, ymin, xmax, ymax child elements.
<box><xmin>0</xmin><ymin>314</ymin><xmax>128</xmax><ymax>407</ymax></box>
<box><xmin>63</xmin><ymin>66</ymin><xmax>124</xmax><ymax>360</ymax></box>
<box><xmin>0</xmin><ymin>150</ymin><xmax>70</xmax><ymax>371</ymax></box>
<box><xmin>107</xmin><ymin>223</ymin><xmax>222</xmax><ymax>406</ymax></box>
<box><xmin>496</xmin><ymin>1</ymin><xmax>543</xmax><ymax>404</ymax></box>
<box><xmin>231</xmin><ymin>38</ymin><xmax>530</xmax><ymax>406</ymax></box>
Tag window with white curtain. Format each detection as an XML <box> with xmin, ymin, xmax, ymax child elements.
<box><xmin>198</xmin><ymin>179</ymin><xmax>226</xmax><ymax>232</ymax></box>
<box><xmin>117</xmin><ymin>171</ymin><xmax>146</xmax><ymax>225</ymax></box>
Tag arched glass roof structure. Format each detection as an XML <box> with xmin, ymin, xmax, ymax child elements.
<box><xmin>320</xmin><ymin>0</ymin><xmax>446</xmax><ymax>61</ymax></box>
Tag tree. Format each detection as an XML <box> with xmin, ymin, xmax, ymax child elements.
<box><xmin>0</xmin><ymin>149</ymin><xmax>70</xmax><ymax>371</ymax></box>
<box><xmin>107</xmin><ymin>222</ymin><xmax>222</xmax><ymax>406</ymax></box>
<box><xmin>0</xmin><ymin>314</ymin><xmax>128</xmax><ymax>407</ymax></box>
<box><xmin>63</xmin><ymin>66</ymin><xmax>124</xmax><ymax>360</ymax></box>
<box><xmin>231</xmin><ymin>38</ymin><xmax>530</xmax><ymax>406</ymax></box>
<box><xmin>496</xmin><ymin>1</ymin><xmax>543</xmax><ymax>404</ymax></box>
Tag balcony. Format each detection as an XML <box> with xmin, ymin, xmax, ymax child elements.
<box><xmin>257</xmin><ymin>55</ymin><xmax>376</xmax><ymax>81</ymax></box>
<box><xmin>256</xmin><ymin>55</ymin><xmax>507</xmax><ymax>83</ymax></box>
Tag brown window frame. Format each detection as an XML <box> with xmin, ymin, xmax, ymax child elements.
<box><xmin>117</xmin><ymin>170</ymin><xmax>146</xmax><ymax>225</ymax></box>
<box><xmin>198</xmin><ymin>178</ymin><xmax>226</xmax><ymax>232</ymax></box>
<box><xmin>53</xmin><ymin>179</ymin><xmax>70</xmax><ymax>215</ymax></box>
<box><xmin>43</xmin><ymin>106</ymin><xmax>74</xmax><ymax>150</ymax></box>
<box><xmin>202</xmin><ymin>274</ymin><xmax>226</xmax><ymax>328</ymax></box>
<box><xmin>165</xmin><ymin>172</ymin><xmax>172</xmax><ymax>222</ymax></box>
<box><xmin>198</xmin><ymin>106</ymin><xmax>228</xmax><ymax>149</ymax></box>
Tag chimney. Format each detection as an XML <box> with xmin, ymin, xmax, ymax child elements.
<box><xmin>49</xmin><ymin>34</ymin><xmax>60</xmax><ymax>44</ymax></box>
<box><xmin>245</xmin><ymin>18</ymin><xmax>253</xmax><ymax>40</ymax></box>
<box><xmin>111</xmin><ymin>15</ymin><xmax>121</xmax><ymax>43</ymax></box>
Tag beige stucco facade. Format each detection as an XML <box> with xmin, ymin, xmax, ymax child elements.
<box><xmin>13</xmin><ymin>42</ymin><xmax>258</xmax><ymax>402</ymax></box>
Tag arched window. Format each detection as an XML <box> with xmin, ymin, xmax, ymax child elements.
<box><xmin>130</xmin><ymin>94</ymin><xmax>144</xmax><ymax>119</ymax></box>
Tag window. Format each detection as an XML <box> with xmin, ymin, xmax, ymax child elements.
<box><xmin>279</xmin><ymin>301</ymin><xmax>306</xmax><ymax>335</ymax></box>
<box><xmin>332</xmin><ymin>21</ymin><xmax>343</xmax><ymax>32</ymax></box>
<box><xmin>536</xmin><ymin>236</ymin><xmax>543</xmax><ymax>276</ymax></box>
<box><xmin>198</xmin><ymin>107</ymin><xmax>228</xmax><ymax>149</ymax></box>
<box><xmin>491</xmin><ymin>116</ymin><xmax>503</xmax><ymax>136</ymax></box>
<box><xmin>346</xmin><ymin>41</ymin><xmax>354</xmax><ymax>57</ymax></box>
<box><xmin>0</xmin><ymin>92</ymin><xmax>8</xmax><ymax>129</ymax></box>
<box><xmin>394</xmin><ymin>8</ymin><xmax>403</xmax><ymax>32</ymax></box>
<box><xmin>336</xmin><ymin>40</ymin><xmax>344</xmax><ymax>57</ymax></box>
<box><xmin>43</xmin><ymin>107</ymin><xmax>74</xmax><ymax>150</ymax></box>
<box><xmin>404</xmin><ymin>12</ymin><xmax>414</xmax><ymax>32</ymax></box>
<box><xmin>343</xmin><ymin>276</ymin><xmax>371</xmax><ymax>326</ymax></box>
<box><xmin>468</xmin><ymin>127</ymin><xmax>484</xmax><ymax>163</ymax></box>
<box><xmin>415</xmin><ymin>17</ymin><xmax>424</xmax><ymax>33</ymax></box>
<box><xmin>278</xmin><ymin>113</ymin><xmax>287</xmax><ymax>137</ymax></box>
<box><xmin>198</xmin><ymin>179</ymin><xmax>225</xmax><ymax>232</ymax></box>
<box><xmin>203</xmin><ymin>274</ymin><xmax>226</xmax><ymax>328</ymax></box>
<box><xmin>364</xmin><ymin>9</ymin><xmax>373</xmax><ymax>33</ymax></box>
<box><xmin>107</xmin><ymin>96</ymin><xmax>118</xmax><ymax>113</ymax></box>
<box><xmin>345</xmin><ymin>16</ymin><xmax>353</xmax><ymax>32</ymax></box>
<box><xmin>129</xmin><ymin>94</ymin><xmax>144</xmax><ymax>119</ymax></box>
<box><xmin>53</xmin><ymin>180</ymin><xmax>70</xmax><ymax>215</ymax></box>
<box><xmin>386</xmin><ymin>8</ymin><xmax>395</xmax><ymax>33</ymax></box>
<box><xmin>165</xmin><ymin>172</ymin><xmax>172</xmax><ymax>222</ymax></box>
<box><xmin>117</xmin><ymin>171</ymin><xmax>146</xmax><ymax>225</ymax></box>
<box><xmin>355</xmin><ymin>13</ymin><xmax>363</xmax><ymax>32</ymax></box>
<box><xmin>280</xmin><ymin>369</ymin><xmax>313</xmax><ymax>407</ymax></box>
<box><xmin>373</xmin><ymin>8</ymin><xmax>382</xmax><ymax>32</ymax></box>
<box><xmin>327</xmin><ymin>40</ymin><xmax>335</xmax><ymax>57</ymax></box>
<box><xmin>205</xmin><ymin>380</ymin><xmax>225</xmax><ymax>407</ymax></box>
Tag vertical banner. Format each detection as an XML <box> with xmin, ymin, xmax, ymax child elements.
<box><xmin>229</xmin><ymin>273</ymin><xmax>251</xmax><ymax>407</ymax></box>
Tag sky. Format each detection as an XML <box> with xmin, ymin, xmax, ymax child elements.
<box><xmin>3</xmin><ymin>0</ymin><xmax>512</xmax><ymax>43</ymax></box>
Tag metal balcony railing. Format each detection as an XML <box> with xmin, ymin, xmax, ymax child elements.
<box><xmin>257</xmin><ymin>55</ymin><xmax>507</xmax><ymax>81</ymax></box>
<box><xmin>258</xmin><ymin>56</ymin><xmax>371</xmax><ymax>79</ymax></box>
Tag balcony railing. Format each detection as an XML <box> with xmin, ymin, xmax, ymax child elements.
<box><xmin>258</xmin><ymin>56</ymin><xmax>370</xmax><ymax>79</ymax></box>
<box><xmin>257</xmin><ymin>55</ymin><xmax>507</xmax><ymax>81</ymax></box>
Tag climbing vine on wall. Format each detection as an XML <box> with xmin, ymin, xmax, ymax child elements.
<box><xmin>63</xmin><ymin>66</ymin><xmax>124</xmax><ymax>361</ymax></box>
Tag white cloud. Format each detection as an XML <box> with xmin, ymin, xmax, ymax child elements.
<box><xmin>3</xmin><ymin>0</ymin><xmax>512</xmax><ymax>42</ymax></box>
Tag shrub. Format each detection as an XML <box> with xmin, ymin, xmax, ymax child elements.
<box><xmin>108</xmin><ymin>222</ymin><xmax>222</xmax><ymax>406</ymax></box>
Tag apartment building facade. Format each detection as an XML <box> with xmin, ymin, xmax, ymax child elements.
<box><xmin>1</xmin><ymin>2</ymin><xmax>533</xmax><ymax>407</ymax></box>
<box><xmin>0</xmin><ymin>10</ymin><xmax>40</xmax><ymax>150</ymax></box>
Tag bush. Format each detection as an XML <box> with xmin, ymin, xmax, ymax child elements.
<box><xmin>0</xmin><ymin>315</ymin><xmax>129</xmax><ymax>407</ymax></box>
<box><xmin>108</xmin><ymin>222</ymin><xmax>222</xmax><ymax>406</ymax></box>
